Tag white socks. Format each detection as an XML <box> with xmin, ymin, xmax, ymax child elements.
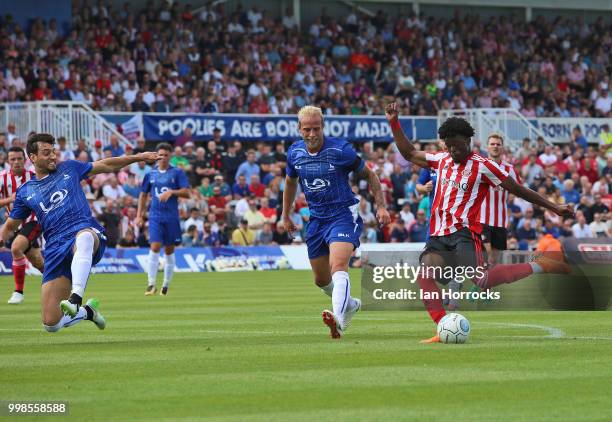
<box><xmin>71</xmin><ymin>231</ymin><xmax>95</xmax><ymax>298</ymax></box>
<box><xmin>148</xmin><ymin>250</ymin><xmax>160</xmax><ymax>286</ymax></box>
<box><xmin>320</xmin><ymin>280</ymin><xmax>334</xmax><ymax>297</ymax></box>
<box><xmin>332</xmin><ymin>271</ymin><xmax>354</xmax><ymax>324</ymax></box>
<box><xmin>43</xmin><ymin>307</ymin><xmax>87</xmax><ymax>332</ymax></box>
<box><xmin>163</xmin><ymin>253</ymin><xmax>175</xmax><ymax>288</ymax></box>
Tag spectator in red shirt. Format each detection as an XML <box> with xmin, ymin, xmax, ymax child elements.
<box><xmin>260</xmin><ymin>197</ymin><xmax>277</xmax><ymax>224</ymax></box>
<box><xmin>208</xmin><ymin>185</ymin><xmax>227</xmax><ymax>218</ymax></box>
<box><xmin>578</xmin><ymin>159</ymin><xmax>599</xmax><ymax>184</ymax></box>
<box><xmin>249</xmin><ymin>174</ymin><xmax>266</xmax><ymax>198</ymax></box>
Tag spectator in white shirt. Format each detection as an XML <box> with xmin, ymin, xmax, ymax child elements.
<box><xmin>102</xmin><ymin>175</ymin><xmax>126</xmax><ymax>201</ymax></box>
<box><xmin>538</xmin><ymin>145</ymin><xmax>557</xmax><ymax>167</ymax></box>
<box><xmin>571</xmin><ymin>214</ymin><xmax>593</xmax><ymax>238</ymax></box>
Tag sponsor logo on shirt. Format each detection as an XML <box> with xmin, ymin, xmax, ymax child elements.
<box><xmin>440</xmin><ymin>178</ymin><xmax>469</xmax><ymax>191</ymax></box>
<box><xmin>40</xmin><ymin>189</ymin><xmax>68</xmax><ymax>213</ymax></box>
<box><xmin>304</xmin><ymin>178</ymin><xmax>330</xmax><ymax>191</ymax></box>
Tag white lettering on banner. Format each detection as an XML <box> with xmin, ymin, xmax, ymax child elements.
<box><xmin>323</xmin><ymin>120</ymin><xmax>351</xmax><ymax>138</ymax></box>
<box><xmin>231</xmin><ymin>120</ymin><xmax>262</xmax><ymax>138</ymax></box>
<box><xmin>158</xmin><ymin>118</ymin><xmax>226</xmax><ymax>137</ymax></box>
<box><xmin>536</xmin><ymin>118</ymin><xmax>611</xmax><ymax>143</ymax></box>
<box><xmin>354</xmin><ymin>121</ymin><xmax>391</xmax><ymax>138</ymax></box>
<box><xmin>265</xmin><ymin>120</ymin><xmax>300</xmax><ymax>138</ymax></box>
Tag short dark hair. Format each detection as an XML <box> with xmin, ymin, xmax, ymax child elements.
<box><xmin>156</xmin><ymin>142</ymin><xmax>173</xmax><ymax>152</ymax></box>
<box><xmin>7</xmin><ymin>146</ymin><xmax>25</xmax><ymax>159</ymax></box>
<box><xmin>26</xmin><ymin>133</ymin><xmax>55</xmax><ymax>157</ymax></box>
<box><xmin>438</xmin><ymin>117</ymin><xmax>475</xmax><ymax>141</ymax></box>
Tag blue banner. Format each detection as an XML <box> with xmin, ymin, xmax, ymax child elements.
<box><xmin>142</xmin><ymin>114</ymin><xmax>433</xmax><ymax>142</ymax></box>
<box><xmin>0</xmin><ymin>247</ymin><xmax>291</xmax><ymax>276</ymax></box>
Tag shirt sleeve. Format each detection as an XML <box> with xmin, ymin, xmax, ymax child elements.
<box><xmin>177</xmin><ymin>169</ymin><xmax>189</xmax><ymax>189</ymax></box>
<box><xmin>9</xmin><ymin>188</ymin><xmax>31</xmax><ymax>220</ymax></box>
<box><xmin>509</xmin><ymin>165</ymin><xmax>522</xmax><ymax>184</ymax></box>
<box><xmin>481</xmin><ymin>159</ymin><xmax>509</xmax><ymax>187</ymax></box>
<box><xmin>339</xmin><ymin>142</ymin><xmax>365</xmax><ymax>173</ymax></box>
<box><xmin>417</xmin><ymin>167</ymin><xmax>431</xmax><ymax>184</ymax></box>
<box><xmin>425</xmin><ymin>152</ymin><xmax>446</xmax><ymax>170</ymax></box>
<box><xmin>67</xmin><ymin>160</ymin><xmax>93</xmax><ymax>180</ymax></box>
<box><xmin>286</xmin><ymin>150</ymin><xmax>297</xmax><ymax>178</ymax></box>
<box><xmin>141</xmin><ymin>172</ymin><xmax>151</xmax><ymax>193</ymax></box>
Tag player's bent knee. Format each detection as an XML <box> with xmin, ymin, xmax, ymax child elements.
<box><xmin>75</xmin><ymin>231</ymin><xmax>95</xmax><ymax>250</ymax></box>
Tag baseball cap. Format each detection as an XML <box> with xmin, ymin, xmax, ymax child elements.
<box><xmin>95</xmin><ymin>140</ymin><xmax>102</xmax><ymax>147</ymax></box>
<box><xmin>185</xmin><ymin>141</ymin><xmax>195</xmax><ymax>148</ymax></box>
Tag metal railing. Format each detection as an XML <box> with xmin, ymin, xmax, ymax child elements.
<box><xmin>0</xmin><ymin>101</ymin><xmax>131</xmax><ymax>150</ymax></box>
<box><xmin>438</xmin><ymin>108</ymin><xmax>552</xmax><ymax>151</ymax></box>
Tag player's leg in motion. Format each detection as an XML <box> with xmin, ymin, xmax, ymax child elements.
<box><xmin>145</xmin><ymin>218</ymin><xmax>165</xmax><ymax>295</ymax></box>
<box><xmin>42</xmin><ymin>275</ymin><xmax>104</xmax><ymax>332</ymax></box>
<box><xmin>160</xmin><ymin>245</ymin><xmax>176</xmax><ymax>296</ymax></box>
<box><xmin>7</xmin><ymin>235</ymin><xmax>30</xmax><ymax>304</ymax></box>
<box><xmin>320</xmin><ymin>242</ymin><xmax>361</xmax><ymax>339</ymax></box>
<box><xmin>146</xmin><ymin>242</ymin><xmax>161</xmax><ymax>295</ymax></box>
<box><xmin>417</xmin><ymin>251</ymin><xmax>447</xmax><ymax>343</ymax></box>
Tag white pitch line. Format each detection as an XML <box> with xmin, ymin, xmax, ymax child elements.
<box><xmin>479</xmin><ymin>322</ymin><xmax>566</xmax><ymax>339</ymax></box>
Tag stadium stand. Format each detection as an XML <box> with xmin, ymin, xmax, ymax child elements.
<box><xmin>0</xmin><ymin>2</ymin><xmax>610</xmax><ymax>250</ymax></box>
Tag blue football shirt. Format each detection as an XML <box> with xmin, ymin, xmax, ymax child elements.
<box><xmin>286</xmin><ymin>137</ymin><xmax>364</xmax><ymax>219</ymax></box>
<box><xmin>10</xmin><ymin>160</ymin><xmax>105</xmax><ymax>248</ymax></box>
<box><xmin>141</xmin><ymin>165</ymin><xmax>189</xmax><ymax>221</ymax></box>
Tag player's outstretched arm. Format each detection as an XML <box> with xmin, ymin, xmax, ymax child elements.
<box><xmin>358</xmin><ymin>166</ymin><xmax>391</xmax><ymax>225</ymax></box>
<box><xmin>500</xmin><ymin>177</ymin><xmax>575</xmax><ymax>219</ymax></box>
<box><xmin>385</xmin><ymin>102</ymin><xmax>428</xmax><ymax>168</ymax></box>
<box><xmin>89</xmin><ymin>152</ymin><xmax>160</xmax><ymax>176</ymax></box>
<box><xmin>135</xmin><ymin>192</ymin><xmax>148</xmax><ymax>227</ymax></box>
<box><xmin>0</xmin><ymin>193</ymin><xmax>15</xmax><ymax>208</ymax></box>
<box><xmin>281</xmin><ymin>176</ymin><xmax>298</xmax><ymax>234</ymax></box>
<box><xmin>0</xmin><ymin>217</ymin><xmax>23</xmax><ymax>247</ymax></box>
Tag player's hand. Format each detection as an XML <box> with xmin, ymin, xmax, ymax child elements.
<box><xmin>424</xmin><ymin>181</ymin><xmax>433</xmax><ymax>193</ymax></box>
<box><xmin>376</xmin><ymin>208</ymin><xmax>391</xmax><ymax>226</ymax></box>
<box><xmin>158</xmin><ymin>190</ymin><xmax>173</xmax><ymax>202</ymax></box>
<box><xmin>281</xmin><ymin>215</ymin><xmax>297</xmax><ymax>236</ymax></box>
<box><xmin>554</xmin><ymin>204</ymin><xmax>575</xmax><ymax>219</ymax></box>
<box><xmin>139</xmin><ymin>152</ymin><xmax>161</xmax><ymax>164</ymax></box>
<box><xmin>385</xmin><ymin>102</ymin><xmax>399</xmax><ymax>122</ymax></box>
<box><xmin>134</xmin><ymin>216</ymin><xmax>145</xmax><ymax>227</ymax></box>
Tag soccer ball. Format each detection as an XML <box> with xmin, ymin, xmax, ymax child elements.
<box><xmin>437</xmin><ymin>313</ymin><xmax>470</xmax><ymax>344</ymax></box>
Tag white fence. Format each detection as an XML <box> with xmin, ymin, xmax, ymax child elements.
<box><xmin>438</xmin><ymin>108</ymin><xmax>551</xmax><ymax>150</ymax></box>
<box><xmin>0</xmin><ymin>101</ymin><xmax>131</xmax><ymax>150</ymax></box>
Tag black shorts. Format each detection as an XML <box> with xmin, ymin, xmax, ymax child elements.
<box><xmin>481</xmin><ymin>224</ymin><xmax>508</xmax><ymax>251</ymax></box>
<box><xmin>419</xmin><ymin>227</ymin><xmax>487</xmax><ymax>284</ymax></box>
<box><xmin>8</xmin><ymin>221</ymin><xmax>42</xmax><ymax>253</ymax></box>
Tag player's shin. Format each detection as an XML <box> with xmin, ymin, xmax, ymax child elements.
<box><xmin>70</xmin><ymin>231</ymin><xmax>95</xmax><ymax>301</ymax></box>
<box><xmin>12</xmin><ymin>257</ymin><xmax>27</xmax><ymax>294</ymax></box>
<box><xmin>417</xmin><ymin>275</ymin><xmax>446</xmax><ymax>324</ymax></box>
<box><xmin>147</xmin><ymin>250</ymin><xmax>160</xmax><ymax>286</ymax></box>
<box><xmin>163</xmin><ymin>253</ymin><xmax>175</xmax><ymax>288</ymax></box>
<box><xmin>331</xmin><ymin>271</ymin><xmax>356</xmax><ymax>325</ymax></box>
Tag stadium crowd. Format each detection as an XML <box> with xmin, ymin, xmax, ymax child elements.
<box><xmin>0</xmin><ymin>126</ymin><xmax>610</xmax><ymax>250</ymax></box>
<box><xmin>0</xmin><ymin>1</ymin><xmax>610</xmax><ymax>118</ymax></box>
<box><xmin>0</xmin><ymin>2</ymin><xmax>610</xmax><ymax>251</ymax></box>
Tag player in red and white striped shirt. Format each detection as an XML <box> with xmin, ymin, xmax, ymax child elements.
<box><xmin>479</xmin><ymin>133</ymin><xmax>521</xmax><ymax>263</ymax></box>
<box><xmin>0</xmin><ymin>147</ymin><xmax>44</xmax><ymax>304</ymax></box>
<box><xmin>386</xmin><ymin>102</ymin><xmax>574</xmax><ymax>343</ymax></box>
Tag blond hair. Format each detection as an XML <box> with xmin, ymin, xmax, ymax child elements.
<box><xmin>297</xmin><ymin>105</ymin><xmax>324</xmax><ymax>125</ymax></box>
<box><xmin>487</xmin><ymin>132</ymin><xmax>504</xmax><ymax>144</ymax></box>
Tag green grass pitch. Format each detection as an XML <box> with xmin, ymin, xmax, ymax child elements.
<box><xmin>1</xmin><ymin>270</ymin><xmax>612</xmax><ymax>421</ymax></box>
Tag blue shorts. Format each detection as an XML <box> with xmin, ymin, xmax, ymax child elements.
<box><xmin>149</xmin><ymin>218</ymin><xmax>182</xmax><ymax>246</ymax></box>
<box><xmin>305</xmin><ymin>214</ymin><xmax>363</xmax><ymax>260</ymax></box>
<box><xmin>42</xmin><ymin>230</ymin><xmax>107</xmax><ymax>284</ymax></box>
